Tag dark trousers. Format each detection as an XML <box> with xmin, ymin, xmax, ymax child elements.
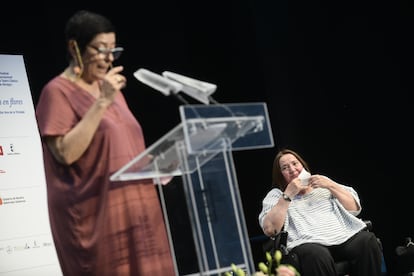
<box><xmin>288</xmin><ymin>231</ymin><xmax>383</xmax><ymax>276</ymax></box>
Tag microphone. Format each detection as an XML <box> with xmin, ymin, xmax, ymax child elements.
<box><xmin>162</xmin><ymin>70</ymin><xmax>240</xmax><ymax>118</ymax></box>
<box><xmin>134</xmin><ymin>68</ymin><xmax>183</xmax><ymax>96</ymax></box>
<box><xmin>134</xmin><ymin>68</ymin><xmax>189</xmax><ymax>104</ymax></box>
<box><xmin>162</xmin><ymin>71</ymin><xmax>217</xmax><ymax>105</ymax></box>
<box><xmin>160</xmin><ymin>72</ymin><xmax>262</xmax><ymax>147</ymax></box>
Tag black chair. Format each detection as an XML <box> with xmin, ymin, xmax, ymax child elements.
<box><xmin>263</xmin><ymin>220</ymin><xmax>386</xmax><ymax>276</ymax></box>
<box><xmin>395</xmin><ymin>237</ymin><xmax>414</xmax><ymax>275</ymax></box>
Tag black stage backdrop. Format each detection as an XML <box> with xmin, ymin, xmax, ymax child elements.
<box><xmin>2</xmin><ymin>1</ymin><xmax>413</xmax><ymax>274</ymax></box>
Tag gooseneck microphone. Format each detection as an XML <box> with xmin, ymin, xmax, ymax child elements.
<box><xmin>162</xmin><ymin>71</ymin><xmax>217</xmax><ymax>105</ymax></box>
<box><xmin>133</xmin><ymin>68</ymin><xmax>189</xmax><ymax>104</ymax></box>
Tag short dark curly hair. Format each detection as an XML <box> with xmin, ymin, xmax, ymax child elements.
<box><xmin>64</xmin><ymin>10</ymin><xmax>116</xmax><ymax>60</ymax></box>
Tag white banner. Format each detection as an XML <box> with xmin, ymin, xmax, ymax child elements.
<box><xmin>0</xmin><ymin>54</ymin><xmax>62</xmax><ymax>275</ymax></box>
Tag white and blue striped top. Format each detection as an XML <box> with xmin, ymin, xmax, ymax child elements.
<box><xmin>258</xmin><ymin>185</ymin><xmax>367</xmax><ymax>250</ymax></box>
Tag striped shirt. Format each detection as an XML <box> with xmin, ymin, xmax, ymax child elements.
<box><xmin>258</xmin><ymin>184</ymin><xmax>367</xmax><ymax>250</ymax></box>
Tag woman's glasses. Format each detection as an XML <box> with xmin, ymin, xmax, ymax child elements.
<box><xmin>87</xmin><ymin>45</ymin><xmax>124</xmax><ymax>60</ymax></box>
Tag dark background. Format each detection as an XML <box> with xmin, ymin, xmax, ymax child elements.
<box><xmin>2</xmin><ymin>0</ymin><xmax>413</xmax><ymax>274</ymax></box>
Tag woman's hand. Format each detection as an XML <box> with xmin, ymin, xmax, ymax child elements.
<box><xmin>308</xmin><ymin>174</ymin><xmax>333</xmax><ymax>189</ymax></box>
<box><xmin>99</xmin><ymin>65</ymin><xmax>126</xmax><ymax>102</ymax></box>
<box><xmin>284</xmin><ymin>177</ymin><xmax>307</xmax><ymax>198</ymax></box>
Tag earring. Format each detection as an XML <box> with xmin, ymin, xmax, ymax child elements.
<box><xmin>73</xmin><ymin>65</ymin><xmax>82</xmax><ymax>77</ymax></box>
<box><xmin>70</xmin><ymin>40</ymin><xmax>84</xmax><ymax>78</ymax></box>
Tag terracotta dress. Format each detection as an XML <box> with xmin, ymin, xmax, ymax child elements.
<box><xmin>36</xmin><ymin>76</ymin><xmax>176</xmax><ymax>276</ymax></box>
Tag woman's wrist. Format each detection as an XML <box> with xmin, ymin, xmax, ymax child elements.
<box><xmin>282</xmin><ymin>193</ymin><xmax>292</xmax><ymax>202</ymax></box>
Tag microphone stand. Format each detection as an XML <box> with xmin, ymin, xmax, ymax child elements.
<box><xmin>171</xmin><ymin>93</ymin><xmax>190</xmax><ymax>105</ymax></box>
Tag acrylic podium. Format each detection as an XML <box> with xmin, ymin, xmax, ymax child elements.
<box><xmin>110</xmin><ymin>102</ymin><xmax>274</xmax><ymax>275</ymax></box>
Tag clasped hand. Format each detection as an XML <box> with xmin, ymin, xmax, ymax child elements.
<box><xmin>285</xmin><ymin>175</ymin><xmax>333</xmax><ymax>198</ymax></box>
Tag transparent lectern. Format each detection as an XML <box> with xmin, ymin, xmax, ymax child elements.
<box><xmin>110</xmin><ymin>102</ymin><xmax>274</xmax><ymax>275</ymax></box>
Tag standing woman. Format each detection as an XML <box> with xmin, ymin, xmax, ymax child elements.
<box><xmin>36</xmin><ymin>10</ymin><xmax>175</xmax><ymax>276</ymax></box>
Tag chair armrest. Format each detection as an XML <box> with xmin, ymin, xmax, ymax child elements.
<box><xmin>263</xmin><ymin>231</ymin><xmax>289</xmax><ymax>255</ymax></box>
<box><xmin>363</xmin><ymin>220</ymin><xmax>372</xmax><ymax>231</ymax></box>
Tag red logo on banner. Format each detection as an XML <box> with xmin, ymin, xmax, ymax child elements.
<box><xmin>0</xmin><ymin>146</ymin><xmax>3</xmax><ymax>155</ymax></box>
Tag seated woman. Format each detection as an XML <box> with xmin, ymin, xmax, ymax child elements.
<box><xmin>258</xmin><ymin>148</ymin><xmax>383</xmax><ymax>276</ymax></box>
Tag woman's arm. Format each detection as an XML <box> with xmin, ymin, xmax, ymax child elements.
<box><xmin>261</xmin><ymin>195</ymin><xmax>290</xmax><ymax>236</ymax></box>
<box><xmin>46</xmin><ymin>97</ymin><xmax>111</xmax><ymax>165</ymax></box>
<box><xmin>261</xmin><ymin>178</ymin><xmax>303</xmax><ymax>236</ymax></box>
<box><xmin>309</xmin><ymin>175</ymin><xmax>360</xmax><ymax>211</ymax></box>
